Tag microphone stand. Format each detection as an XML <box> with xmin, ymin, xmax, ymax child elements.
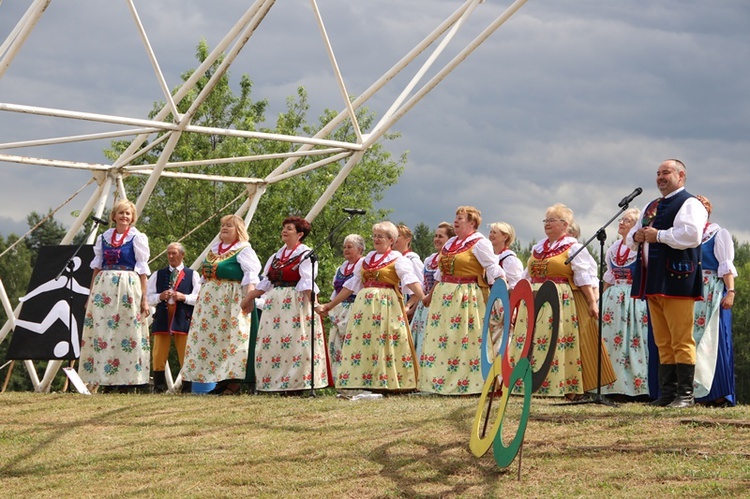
<box><xmin>300</xmin><ymin>212</ymin><xmax>361</xmax><ymax>397</ymax></box>
<box><xmin>564</xmin><ymin>204</ymin><xmax>631</xmax><ymax>407</ymax></box>
<box><xmin>53</xmin><ymin>217</ymin><xmax>106</xmax><ymax>376</ymax></box>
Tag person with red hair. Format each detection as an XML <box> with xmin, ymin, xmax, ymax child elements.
<box><xmin>249</xmin><ymin>216</ymin><xmax>329</xmax><ymax>393</ymax></box>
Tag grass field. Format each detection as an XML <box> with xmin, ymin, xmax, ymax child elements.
<box><xmin>1</xmin><ymin>391</ymin><xmax>748</xmax><ymax>498</ymax></box>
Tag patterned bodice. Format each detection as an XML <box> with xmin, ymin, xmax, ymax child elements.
<box><xmin>201</xmin><ymin>248</ymin><xmax>244</xmax><ymax>282</ymax></box>
<box><xmin>101</xmin><ymin>237</ymin><xmax>136</xmax><ymax>271</ymax></box>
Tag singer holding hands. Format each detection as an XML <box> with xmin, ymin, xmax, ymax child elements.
<box><xmin>319</xmin><ymin>221</ymin><xmax>424</xmax><ymax>392</ymax></box>
<box><xmin>418</xmin><ymin>206</ymin><xmax>505</xmax><ymax>396</ymax></box>
<box><xmin>79</xmin><ymin>200</ymin><xmax>151</xmax><ymax>392</ymax></box>
<box><xmin>181</xmin><ymin>215</ymin><xmax>261</xmax><ymax>395</ymax></box>
<box><xmin>628</xmin><ymin>159</ymin><xmax>708</xmax><ymax>408</ymax></box>
<box><xmin>248</xmin><ymin>216</ymin><xmax>329</xmax><ymax>393</ymax></box>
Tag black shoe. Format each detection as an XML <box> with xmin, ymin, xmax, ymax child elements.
<box><xmin>649</xmin><ymin>364</ymin><xmax>678</xmax><ymax>406</ymax></box>
<box><xmin>181</xmin><ymin>381</ymin><xmax>192</xmax><ymax>394</ymax></box>
<box><xmin>207</xmin><ymin>380</ymin><xmax>229</xmax><ymax>395</ymax></box>
<box><xmin>667</xmin><ymin>363</ymin><xmax>695</xmax><ymax>408</ymax></box>
<box><xmin>152</xmin><ymin>371</ymin><xmax>167</xmax><ymax>394</ymax></box>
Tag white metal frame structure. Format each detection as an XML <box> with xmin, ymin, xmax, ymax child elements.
<box><xmin>0</xmin><ymin>0</ymin><xmax>528</xmax><ymax>391</ymax></box>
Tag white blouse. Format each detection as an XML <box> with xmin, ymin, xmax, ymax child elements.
<box><xmin>207</xmin><ymin>240</ymin><xmax>262</xmax><ymax>287</ymax></box>
<box><xmin>434</xmin><ymin>232</ymin><xmax>505</xmax><ymax>284</ymax></box>
<box><xmin>257</xmin><ymin>243</ymin><xmax>318</xmax><ymax>294</ymax></box>
<box><xmin>91</xmin><ymin>227</ymin><xmax>150</xmax><ymax>276</ymax></box>
<box><xmin>344</xmin><ymin>250</ymin><xmax>420</xmax><ymax>294</ymax></box>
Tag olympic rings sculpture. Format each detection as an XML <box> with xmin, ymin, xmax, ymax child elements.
<box><xmin>469</xmin><ymin>279</ymin><xmax>560</xmax><ymax>468</ymax></box>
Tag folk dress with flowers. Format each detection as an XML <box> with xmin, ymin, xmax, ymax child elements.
<box><xmin>418</xmin><ymin>233</ymin><xmax>504</xmax><ymax>395</ymax></box>
<box><xmin>409</xmin><ymin>252</ymin><xmax>439</xmax><ymax>361</ymax></box>
<box><xmin>692</xmin><ymin>224</ymin><xmax>737</xmax><ymax>404</ymax></box>
<box><xmin>488</xmin><ymin>249</ymin><xmax>525</xmax><ymax>360</ymax></box>
<box><xmin>327</xmin><ymin>257</ymin><xmax>363</xmax><ymax>380</ymax></box>
<box><xmin>181</xmin><ymin>241</ymin><xmax>261</xmax><ymax>383</ymax></box>
<box><xmin>255</xmin><ymin>244</ymin><xmax>329</xmax><ymax>392</ymax></box>
<box><xmin>79</xmin><ymin>228</ymin><xmax>151</xmax><ymax>386</ymax></box>
<box><xmin>336</xmin><ymin>250</ymin><xmax>420</xmax><ymax>391</ymax></box>
<box><xmin>514</xmin><ymin>236</ymin><xmax>616</xmax><ymax>397</ymax></box>
<box><xmin>599</xmin><ymin>239</ymin><xmax>650</xmax><ymax>396</ymax></box>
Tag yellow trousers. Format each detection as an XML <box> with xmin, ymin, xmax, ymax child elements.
<box><xmin>647</xmin><ymin>295</ymin><xmax>696</xmax><ymax>365</ymax></box>
<box><xmin>152</xmin><ymin>334</ymin><xmax>187</xmax><ymax>371</ymax></box>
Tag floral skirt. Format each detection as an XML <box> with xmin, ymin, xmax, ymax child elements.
<box><xmin>694</xmin><ymin>273</ymin><xmax>735</xmax><ymax>402</ymax></box>
<box><xmin>181</xmin><ymin>279</ymin><xmax>252</xmax><ymax>383</ymax></box>
<box><xmin>409</xmin><ymin>301</ymin><xmax>429</xmax><ymax>361</ymax></box>
<box><xmin>336</xmin><ymin>287</ymin><xmax>416</xmax><ymax>391</ymax></box>
<box><xmin>417</xmin><ymin>282</ymin><xmax>485</xmax><ymax>395</ymax></box>
<box><xmin>254</xmin><ymin>287</ymin><xmax>328</xmax><ymax>391</ymax></box>
<box><xmin>510</xmin><ymin>282</ymin><xmax>583</xmax><ymax>397</ymax></box>
<box><xmin>599</xmin><ymin>283</ymin><xmax>650</xmax><ymax>396</ymax></box>
<box><xmin>328</xmin><ymin>300</ymin><xmax>353</xmax><ymax>381</ymax></box>
<box><xmin>78</xmin><ymin>270</ymin><xmax>150</xmax><ymax>386</ymax></box>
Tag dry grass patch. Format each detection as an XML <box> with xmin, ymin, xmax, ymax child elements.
<box><xmin>0</xmin><ymin>392</ymin><xmax>748</xmax><ymax>497</ymax></box>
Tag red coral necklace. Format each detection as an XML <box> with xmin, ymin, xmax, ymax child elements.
<box><xmin>613</xmin><ymin>240</ymin><xmax>631</xmax><ymax>267</ymax></box>
<box><xmin>218</xmin><ymin>239</ymin><xmax>238</xmax><ymax>255</ymax></box>
<box><xmin>110</xmin><ymin>227</ymin><xmax>130</xmax><ymax>248</ymax></box>
<box><xmin>367</xmin><ymin>249</ymin><xmax>391</xmax><ymax>268</ymax></box>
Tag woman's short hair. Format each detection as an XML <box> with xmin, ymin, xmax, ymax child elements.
<box><xmin>372</xmin><ymin>221</ymin><xmax>398</xmax><ymax>242</ymax></box>
<box><xmin>456</xmin><ymin>206</ymin><xmax>482</xmax><ymax>229</ymax></box>
<box><xmin>343</xmin><ymin>233</ymin><xmax>366</xmax><ymax>254</ymax></box>
<box><xmin>546</xmin><ymin>203</ymin><xmax>573</xmax><ymax>225</ymax></box>
<box><xmin>283</xmin><ymin>216</ymin><xmax>312</xmax><ymax>241</ymax></box>
<box><xmin>622</xmin><ymin>207</ymin><xmax>641</xmax><ymax>223</ymax></box>
<box><xmin>488</xmin><ymin>221</ymin><xmax>516</xmax><ymax>247</ymax></box>
<box><xmin>110</xmin><ymin>200</ymin><xmax>138</xmax><ymax>225</ymax></box>
<box><xmin>437</xmin><ymin>221</ymin><xmax>456</xmax><ymax>238</ymax></box>
<box><xmin>220</xmin><ymin>214</ymin><xmax>249</xmax><ymax>242</ymax></box>
<box><xmin>567</xmin><ymin>220</ymin><xmax>580</xmax><ymax>239</ymax></box>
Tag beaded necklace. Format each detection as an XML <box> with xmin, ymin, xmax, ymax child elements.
<box><xmin>110</xmin><ymin>227</ymin><xmax>130</xmax><ymax>248</ymax></box>
<box><xmin>366</xmin><ymin>249</ymin><xmax>391</xmax><ymax>269</ymax></box>
<box><xmin>217</xmin><ymin>239</ymin><xmax>238</xmax><ymax>255</ymax></box>
<box><xmin>613</xmin><ymin>240</ymin><xmax>631</xmax><ymax>267</ymax></box>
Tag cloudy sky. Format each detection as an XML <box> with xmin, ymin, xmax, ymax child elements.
<box><xmin>1</xmin><ymin>0</ymin><xmax>749</xmax><ymax>250</ymax></box>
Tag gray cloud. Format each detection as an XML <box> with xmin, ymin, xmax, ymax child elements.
<box><xmin>1</xmin><ymin>0</ymin><xmax>749</xmax><ymax>248</ymax></box>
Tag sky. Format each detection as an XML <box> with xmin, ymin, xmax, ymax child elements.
<box><xmin>1</xmin><ymin>0</ymin><xmax>749</xmax><ymax>251</ymax></box>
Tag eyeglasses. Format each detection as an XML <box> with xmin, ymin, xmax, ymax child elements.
<box><xmin>618</xmin><ymin>218</ymin><xmax>636</xmax><ymax>224</ymax></box>
<box><xmin>542</xmin><ymin>218</ymin><xmax>562</xmax><ymax>224</ymax></box>
<box><xmin>372</xmin><ymin>234</ymin><xmax>389</xmax><ymax>240</ymax></box>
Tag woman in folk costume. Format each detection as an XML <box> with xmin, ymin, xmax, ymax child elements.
<box><xmin>418</xmin><ymin>206</ymin><xmax>505</xmax><ymax>395</ymax></box>
<box><xmin>599</xmin><ymin>208</ymin><xmax>651</xmax><ymax>399</ymax></box>
<box><xmin>692</xmin><ymin>196</ymin><xmax>737</xmax><ymax>407</ymax></box>
<box><xmin>324</xmin><ymin>233</ymin><xmax>365</xmax><ymax>380</ymax></box>
<box><xmin>487</xmin><ymin>221</ymin><xmax>524</xmax><ymax>359</ymax></box>
<box><xmin>319</xmin><ymin>221</ymin><xmax>424</xmax><ymax>392</ymax></box>
<box><xmin>79</xmin><ymin>200</ymin><xmax>151</xmax><ymax>392</ymax></box>
<box><xmin>181</xmin><ymin>214</ymin><xmax>261</xmax><ymax>395</ymax></box>
<box><xmin>250</xmin><ymin>216</ymin><xmax>329</xmax><ymax>393</ymax></box>
<box><xmin>393</xmin><ymin>224</ymin><xmax>424</xmax><ymax>321</ymax></box>
<box><xmin>410</xmin><ymin>222</ymin><xmax>454</xmax><ymax>362</ymax></box>
<box><xmin>519</xmin><ymin>203</ymin><xmax>616</xmax><ymax>399</ymax></box>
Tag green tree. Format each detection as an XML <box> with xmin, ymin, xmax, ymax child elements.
<box><xmin>411</xmin><ymin>222</ymin><xmax>433</xmax><ymax>260</ymax></box>
<box><xmin>0</xmin><ymin>233</ymin><xmax>35</xmax><ymax>391</ymax></box>
<box><xmin>107</xmin><ymin>40</ymin><xmax>406</xmax><ymax>299</ymax></box>
<box><xmin>732</xmin><ymin>239</ymin><xmax>749</xmax><ymax>404</ymax></box>
<box><xmin>25</xmin><ymin>211</ymin><xmax>67</xmax><ymax>266</ymax></box>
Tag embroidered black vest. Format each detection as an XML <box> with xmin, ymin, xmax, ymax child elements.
<box><xmin>631</xmin><ymin>189</ymin><xmax>702</xmax><ymax>299</ymax></box>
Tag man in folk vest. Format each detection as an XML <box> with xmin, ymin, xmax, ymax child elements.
<box><xmin>628</xmin><ymin>159</ymin><xmax>708</xmax><ymax>408</ymax></box>
<box><xmin>146</xmin><ymin>242</ymin><xmax>201</xmax><ymax>393</ymax></box>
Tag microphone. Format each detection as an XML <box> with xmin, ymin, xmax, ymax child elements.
<box><xmin>342</xmin><ymin>208</ymin><xmax>366</xmax><ymax>215</ymax></box>
<box><xmin>91</xmin><ymin>215</ymin><xmax>109</xmax><ymax>225</ymax></box>
<box><xmin>618</xmin><ymin>187</ymin><xmax>643</xmax><ymax>208</ymax></box>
